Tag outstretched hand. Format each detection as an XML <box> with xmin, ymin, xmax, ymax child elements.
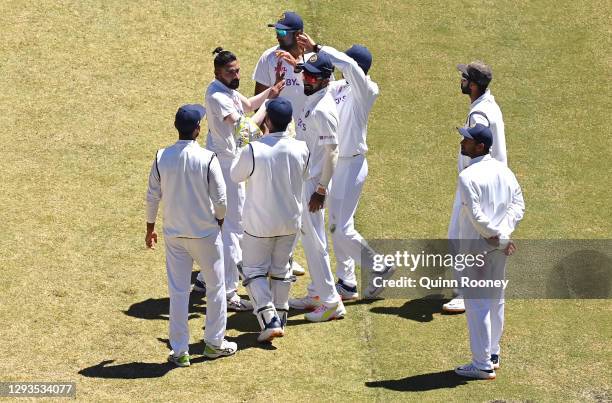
<box><xmin>269</xmin><ymin>77</ymin><xmax>286</xmax><ymax>99</ymax></box>
<box><xmin>274</xmin><ymin>50</ymin><xmax>298</xmax><ymax>67</ymax></box>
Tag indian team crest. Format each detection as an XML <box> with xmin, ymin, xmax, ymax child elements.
<box><xmin>308</xmin><ymin>54</ymin><xmax>318</xmax><ymax>63</ymax></box>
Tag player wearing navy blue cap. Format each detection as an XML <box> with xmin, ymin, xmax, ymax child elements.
<box><xmin>286</xmin><ymin>53</ymin><xmax>348</xmax><ymax>322</ymax></box>
<box><xmin>254</xmin><ymin>12</ymin><xmax>308</xmax><ymax>123</ymax></box>
<box><xmin>291</xmin><ymin>33</ymin><xmax>391</xmax><ymax>301</ymax></box>
<box><xmin>146</xmin><ymin>104</ymin><xmax>238</xmax><ymax>364</ymax></box>
<box><xmin>230</xmin><ymin>97</ymin><xmax>310</xmax><ymax>342</ymax></box>
<box><xmin>445</xmin><ymin>61</ymin><xmax>507</xmax><ymax>314</ymax></box>
<box><xmin>253</xmin><ymin>11</ymin><xmax>311</xmax><ymax>278</ymax></box>
<box><xmin>453</xmin><ymin>123</ymin><xmax>524</xmax><ymax>379</ymax></box>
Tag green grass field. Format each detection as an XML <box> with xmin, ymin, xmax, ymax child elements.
<box><xmin>1</xmin><ymin>0</ymin><xmax>610</xmax><ymax>401</ymax></box>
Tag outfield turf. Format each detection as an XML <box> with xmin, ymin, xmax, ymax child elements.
<box><xmin>1</xmin><ymin>0</ymin><xmax>610</xmax><ymax>401</ymax></box>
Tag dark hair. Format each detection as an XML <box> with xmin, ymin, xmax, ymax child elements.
<box><xmin>212</xmin><ymin>47</ymin><xmax>237</xmax><ymax>69</ymax></box>
<box><xmin>267</xmin><ymin>115</ymin><xmax>290</xmax><ymax>133</ymax></box>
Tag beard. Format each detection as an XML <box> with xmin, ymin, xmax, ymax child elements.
<box><xmin>278</xmin><ymin>36</ymin><xmax>295</xmax><ymax>51</ymax></box>
<box><xmin>461</xmin><ymin>82</ymin><xmax>470</xmax><ymax>94</ymax></box>
<box><xmin>227</xmin><ymin>78</ymin><xmax>240</xmax><ymax>89</ymax></box>
<box><xmin>303</xmin><ymin>83</ymin><xmax>319</xmax><ymax>96</ymax></box>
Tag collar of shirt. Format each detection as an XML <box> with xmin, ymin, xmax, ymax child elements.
<box><xmin>176</xmin><ymin>140</ymin><xmax>197</xmax><ymax>145</ymax></box>
<box><xmin>470</xmin><ymin>88</ymin><xmax>491</xmax><ymax>109</ymax></box>
<box><xmin>213</xmin><ymin>79</ymin><xmax>233</xmax><ymax>93</ymax></box>
<box><xmin>303</xmin><ymin>86</ymin><xmax>329</xmax><ymax>111</ymax></box>
<box><xmin>267</xmin><ymin>131</ymin><xmax>288</xmax><ymax>138</ymax></box>
<box><xmin>469</xmin><ymin>154</ymin><xmax>492</xmax><ymax>166</ymax></box>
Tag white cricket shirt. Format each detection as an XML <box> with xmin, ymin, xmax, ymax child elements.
<box><xmin>146</xmin><ymin>140</ymin><xmax>227</xmax><ymax>238</ymax></box>
<box><xmin>230</xmin><ymin>132</ymin><xmax>310</xmax><ymax>237</ymax></box>
<box><xmin>457</xmin><ymin>154</ymin><xmax>525</xmax><ymax>243</ymax></box>
<box><xmin>252</xmin><ymin>46</ymin><xmax>310</xmax><ymax>123</ymax></box>
<box><xmin>295</xmin><ymin>86</ymin><xmax>339</xmax><ymax>181</ymax></box>
<box><xmin>204</xmin><ymin>79</ymin><xmax>245</xmax><ymax>160</ymax></box>
<box><xmin>322</xmin><ymin>46</ymin><xmax>380</xmax><ymax>157</ymax></box>
<box><xmin>457</xmin><ymin>89</ymin><xmax>507</xmax><ymax>172</ymax></box>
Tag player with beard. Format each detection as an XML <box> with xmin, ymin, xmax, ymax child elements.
<box><xmin>291</xmin><ymin>53</ymin><xmax>346</xmax><ymax>322</ymax></box>
<box><xmin>194</xmin><ymin>47</ymin><xmax>285</xmax><ymax>312</ymax></box>
<box><xmin>253</xmin><ymin>11</ymin><xmax>308</xmax><ymax>123</ymax></box>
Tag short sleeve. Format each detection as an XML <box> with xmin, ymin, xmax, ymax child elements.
<box><xmin>211</xmin><ymin>92</ymin><xmax>237</xmax><ymax>119</ymax></box>
<box><xmin>253</xmin><ymin>53</ymin><xmax>273</xmax><ymax>87</ymax></box>
<box><xmin>315</xmin><ymin>110</ymin><xmax>338</xmax><ymax>146</ymax></box>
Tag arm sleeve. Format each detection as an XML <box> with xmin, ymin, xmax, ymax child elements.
<box><xmin>252</xmin><ymin>52</ymin><xmax>273</xmax><ymax>86</ymax></box>
<box><xmin>208</xmin><ymin>155</ymin><xmax>227</xmax><ymax>220</ymax></box>
<box><xmin>239</xmin><ymin>89</ymin><xmax>270</xmax><ymax>113</ymax></box>
<box><xmin>319</xmin><ymin>144</ymin><xmax>338</xmax><ymax>188</ymax></box>
<box><xmin>491</xmin><ymin>120</ymin><xmax>508</xmax><ymax>166</ymax></box>
<box><xmin>145</xmin><ymin>153</ymin><xmax>162</xmax><ymax>223</ymax></box>
<box><xmin>499</xmin><ymin>173</ymin><xmax>525</xmax><ymax>238</ymax></box>
<box><xmin>458</xmin><ymin>174</ymin><xmax>500</xmax><ymax>239</ymax></box>
<box><xmin>230</xmin><ymin>144</ymin><xmax>254</xmax><ymax>184</ymax></box>
<box><xmin>320</xmin><ymin>45</ymin><xmax>377</xmax><ymax>100</ymax></box>
<box><xmin>211</xmin><ymin>92</ymin><xmax>237</xmax><ymax>119</ymax></box>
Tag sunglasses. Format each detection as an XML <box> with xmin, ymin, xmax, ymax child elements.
<box><xmin>302</xmin><ymin>71</ymin><xmax>320</xmax><ymax>84</ymax></box>
<box><xmin>275</xmin><ymin>28</ymin><xmax>294</xmax><ymax>37</ymax></box>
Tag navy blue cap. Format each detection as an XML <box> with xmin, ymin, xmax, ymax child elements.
<box><xmin>301</xmin><ymin>53</ymin><xmax>334</xmax><ymax>77</ymax></box>
<box><xmin>345</xmin><ymin>45</ymin><xmax>372</xmax><ymax>75</ymax></box>
<box><xmin>267</xmin><ymin>11</ymin><xmax>303</xmax><ymax>31</ymax></box>
<box><xmin>175</xmin><ymin>104</ymin><xmax>205</xmax><ymax>134</ymax></box>
<box><xmin>457</xmin><ymin>123</ymin><xmax>493</xmax><ymax>148</ymax></box>
<box><xmin>266</xmin><ymin>97</ymin><xmax>293</xmax><ymax>128</ymax></box>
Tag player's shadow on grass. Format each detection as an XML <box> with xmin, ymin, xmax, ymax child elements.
<box><xmin>365</xmin><ymin>370</ymin><xmax>476</xmax><ymax>392</ymax></box>
<box><xmin>369</xmin><ymin>294</ymin><xmax>449</xmax><ymax>322</ymax></box>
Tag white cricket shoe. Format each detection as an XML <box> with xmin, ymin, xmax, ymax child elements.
<box><xmin>203</xmin><ymin>340</ymin><xmax>238</xmax><ymax>359</ymax></box>
<box><xmin>257</xmin><ymin>316</ymin><xmax>285</xmax><ymax>343</ymax></box>
<box><xmin>442</xmin><ymin>297</ymin><xmax>465</xmax><ymax>313</ymax></box>
<box><xmin>304</xmin><ymin>301</ymin><xmax>346</xmax><ymax>322</ymax></box>
<box><xmin>289</xmin><ymin>295</ymin><xmax>321</xmax><ymax>310</ymax></box>
<box><xmin>291</xmin><ymin>260</ymin><xmax>306</xmax><ymax>276</ymax></box>
<box><xmin>336</xmin><ymin>279</ymin><xmax>359</xmax><ymax>301</ymax></box>
<box><xmin>454</xmin><ymin>363</ymin><xmax>496</xmax><ymax>380</ymax></box>
<box><xmin>227</xmin><ymin>294</ymin><xmax>253</xmax><ymax>312</ymax></box>
<box><xmin>363</xmin><ymin>265</ymin><xmax>396</xmax><ymax>299</ymax></box>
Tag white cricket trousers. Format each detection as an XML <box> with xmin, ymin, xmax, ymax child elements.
<box><xmin>219</xmin><ymin>156</ymin><xmax>244</xmax><ymax>297</ymax></box>
<box><xmin>303</xmin><ymin>178</ymin><xmax>340</xmax><ymax>305</ymax></box>
<box><xmin>242</xmin><ymin>232</ymin><xmax>297</xmax><ymax>311</ymax></box>
<box><xmin>165</xmin><ymin>233</ymin><xmax>226</xmax><ymax>354</ymax></box>
<box><xmin>464</xmin><ymin>251</ymin><xmax>507</xmax><ymax>370</ymax></box>
<box><xmin>328</xmin><ymin>155</ymin><xmax>377</xmax><ymax>287</ymax></box>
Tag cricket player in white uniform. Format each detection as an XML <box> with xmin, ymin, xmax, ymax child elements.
<box><xmin>452</xmin><ymin>124</ymin><xmax>524</xmax><ymax>380</ymax></box>
<box><xmin>197</xmin><ymin>47</ymin><xmax>285</xmax><ymax>311</ymax></box>
<box><xmin>289</xmin><ymin>53</ymin><xmax>346</xmax><ymax>321</ymax></box>
<box><xmin>253</xmin><ymin>11</ymin><xmax>310</xmax><ymax>277</ymax></box>
<box><xmin>230</xmin><ymin>97</ymin><xmax>310</xmax><ymax>343</ymax></box>
<box><xmin>253</xmin><ymin>11</ymin><xmax>307</xmax><ymax>124</ymax></box>
<box><xmin>292</xmin><ymin>34</ymin><xmax>392</xmax><ymax>300</ymax></box>
<box><xmin>145</xmin><ymin>104</ymin><xmax>237</xmax><ymax>366</ymax></box>
<box><xmin>444</xmin><ymin>61</ymin><xmax>507</xmax><ymax>313</ymax></box>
